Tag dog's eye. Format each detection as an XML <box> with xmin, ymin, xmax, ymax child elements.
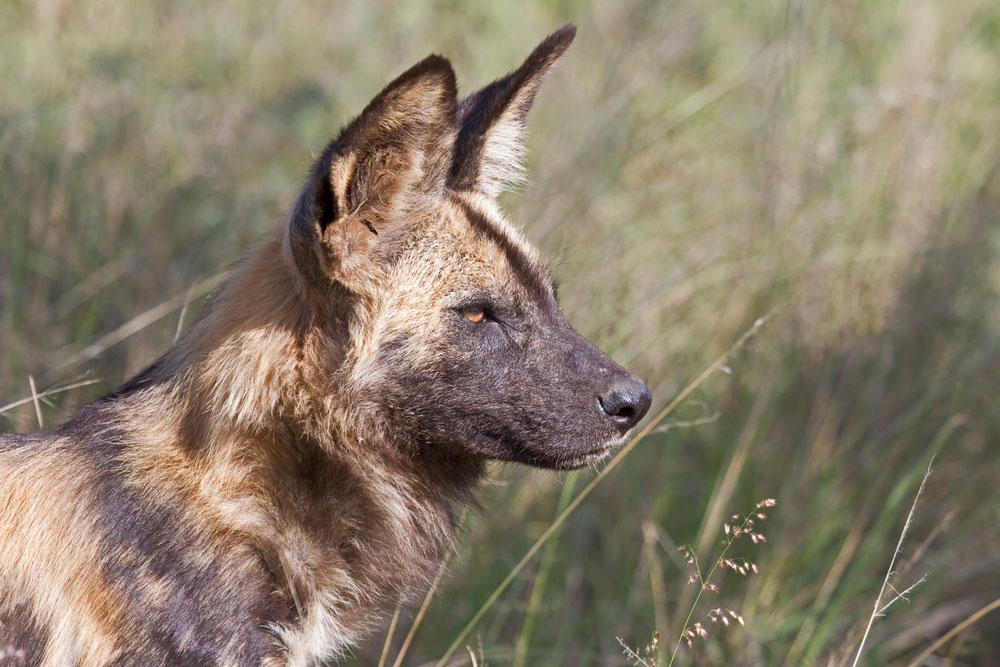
<box><xmin>462</xmin><ymin>306</ymin><xmax>486</xmax><ymax>324</ymax></box>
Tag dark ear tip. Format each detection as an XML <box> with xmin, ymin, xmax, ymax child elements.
<box><xmin>413</xmin><ymin>53</ymin><xmax>455</xmax><ymax>75</ymax></box>
<box><xmin>404</xmin><ymin>53</ymin><xmax>458</xmax><ymax>94</ymax></box>
<box><xmin>522</xmin><ymin>24</ymin><xmax>576</xmax><ymax>70</ymax></box>
<box><xmin>552</xmin><ymin>23</ymin><xmax>578</xmax><ymax>44</ymax></box>
<box><xmin>543</xmin><ymin>24</ymin><xmax>577</xmax><ymax>53</ymax></box>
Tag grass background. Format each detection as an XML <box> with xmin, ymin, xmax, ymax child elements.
<box><xmin>3</xmin><ymin>0</ymin><xmax>1000</xmax><ymax>664</ymax></box>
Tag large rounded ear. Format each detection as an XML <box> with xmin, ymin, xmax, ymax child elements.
<box><xmin>287</xmin><ymin>55</ymin><xmax>458</xmax><ymax>289</ymax></box>
<box><xmin>448</xmin><ymin>25</ymin><xmax>576</xmax><ymax>199</ymax></box>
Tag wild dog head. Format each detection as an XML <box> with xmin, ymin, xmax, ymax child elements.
<box><xmin>285</xmin><ymin>25</ymin><xmax>651</xmax><ymax>470</ymax></box>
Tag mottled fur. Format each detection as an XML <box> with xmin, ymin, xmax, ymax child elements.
<box><xmin>0</xmin><ymin>25</ymin><xmax>651</xmax><ymax>665</ymax></box>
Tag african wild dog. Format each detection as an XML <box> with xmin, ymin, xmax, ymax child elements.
<box><xmin>0</xmin><ymin>25</ymin><xmax>650</xmax><ymax>665</ymax></box>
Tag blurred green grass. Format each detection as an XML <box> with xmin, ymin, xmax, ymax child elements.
<box><xmin>3</xmin><ymin>0</ymin><xmax>1000</xmax><ymax>664</ymax></box>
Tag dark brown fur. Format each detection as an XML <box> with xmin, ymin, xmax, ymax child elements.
<box><xmin>0</xmin><ymin>25</ymin><xmax>650</xmax><ymax>665</ymax></box>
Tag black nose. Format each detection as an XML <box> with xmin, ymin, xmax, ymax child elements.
<box><xmin>598</xmin><ymin>378</ymin><xmax>652</xmax><ymax>433</ymax></box>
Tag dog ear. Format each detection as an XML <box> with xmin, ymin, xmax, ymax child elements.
<box><xmin>448</xmin><ymin>25</ymin><xmax>576</xmax><ymax>199</ymax></box>
<box><xmin>287</xmin><ymin>55</ymin><xmax>458</xmax><ymax>289</ymax></box>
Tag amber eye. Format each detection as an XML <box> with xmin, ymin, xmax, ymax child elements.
<box><xmin>462</xmin><ymin>306</ymin><xmax>486</xmax><ymax>323</ymax></box>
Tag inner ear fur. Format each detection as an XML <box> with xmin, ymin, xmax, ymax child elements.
<box><xmin>287</xmin><ymin>55</ymin><xmax>458</xmax><ymax>288</ymax></box>
<box><xmin>449</xmin><ymin>24</ymin><xmax>576</xmax><ymax>199</ymax></box>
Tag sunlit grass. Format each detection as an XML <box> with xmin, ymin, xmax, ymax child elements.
<box><xmin>3</xmin><ymin>0</ymin><xmax>1000</xmax><ymax>664</ymax></box>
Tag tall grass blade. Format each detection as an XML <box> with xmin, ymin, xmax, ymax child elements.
<box><xmin>850</xmin><ymin>458</ymin><xmax>934</xmax><ymax>667</ymax></box>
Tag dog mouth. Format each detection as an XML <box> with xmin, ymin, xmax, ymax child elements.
<box><xmin>552</xmin><ymin>435</ymin><xmax>628</xmax><ymax>470</ymax></box>
<box><xmin>469</xmin><ymin>427</ymin><xmax>628</xmax><ymax>470</ymax></box>
<box><xmin>557</xmin><ymin>450</ymin><xmax>611</xmax><ymax>470</ymax></box>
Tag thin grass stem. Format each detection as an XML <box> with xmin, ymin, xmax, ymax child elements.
<box><xmin>850</xmin><ymin>458</ymin><xmax>934</xmax><ymax>667</ymax></box>
<box><xmin>392</xmin><ymin>535</ymin><xmax>458</xmax><ymax>667</ymax></box>
<box><xmin>666</xmin><ymin>510</ymin><xmax>755</xmax><ymax>666</ymax></box>
<box><xmin>28</xmin><ymin>375</ymin><xmax>43</xmax><ymax>429</ymax></box>
<box><xmin>0</xmin><ymin>378</ymin><xmax>102</xmax><ymax>418</ymax></box>
<box><xmin>512</xmin><ymin>471</ymin><xmax>578</xmax><ymax>667</ymax></box>
<box><xmin>377</xmin><ymin>605</ymin><xmax>402</xmax><ymax>667</ymax></box>
<box><xmin>50</xmin><ymin>272</ymin><xmax>226</xmax><ymax>376</ymax></box>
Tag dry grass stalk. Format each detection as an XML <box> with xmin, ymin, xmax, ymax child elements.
<box><xmin>668</xmin><ymin>498</ymin><xmax>774</xmax><ymax>665</ymax></box>
<box><xmin>850</xmin><ymin>458</ymin><xmax>934</xmax><ymax>667</ymax></box>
